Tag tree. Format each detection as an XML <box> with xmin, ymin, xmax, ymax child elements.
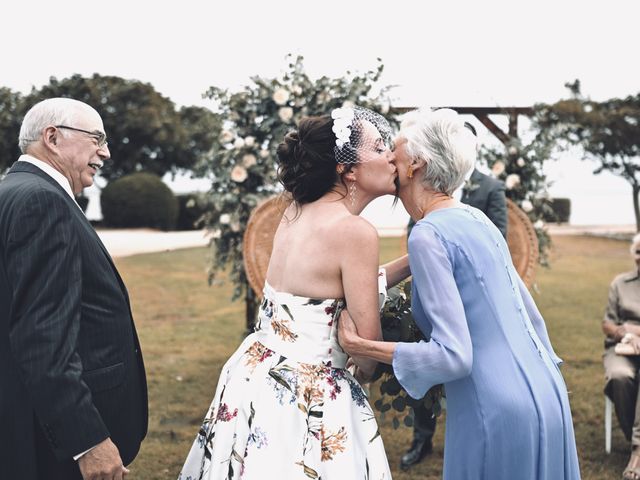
<box><xmin>198</xmin><ymin>55</ymin><xmax>393</xmax><ymax>329</ymax></box>
<box><xmin>0</xmin><ymin>87</ymin><xmax>25</xmax><ymax>173</ymax></box>
<box><xmin>23</xmin><ymin>74</ymin><xmax>220</xmax><ymax>182</ymax></box>
<box><xmin>535</xmin><ymin>81</ymin><xmax>640</xmax><ymax>230</ymax></box>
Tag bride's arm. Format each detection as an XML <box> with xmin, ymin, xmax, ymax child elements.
<box><xmin>381</xmin><ymin>254</ymin><xmax>410</xmax><ymax>288</ymax></box>
<box><xmin>339</xmin><ymin>218</ymin><xmax>384</xmax><ymax>379</ymax></box>
<box><xmin>339</xmin><ymin>309</ymin><xmax>396</xmax><ymax>364</ymax></box>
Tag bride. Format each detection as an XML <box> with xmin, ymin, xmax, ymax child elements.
<box><xmin>178</xmin><ymin>106</ymin><xmax>409</xmax><ymax>479</ymax></box>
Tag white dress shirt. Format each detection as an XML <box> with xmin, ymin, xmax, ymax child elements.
<box><xmin>18</xmin><ymin>155</ymin><xmax>83</xmax><ymax>211</ymax></box>
<box><xmin>453</xmin><ymin>166</ymin><xmax>475</xmax><ymax>201</ymax></box>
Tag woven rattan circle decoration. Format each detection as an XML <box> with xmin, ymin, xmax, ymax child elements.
<box><xmin>243</xmin><ymin>196</ymin><xmax>291</xmax><ymax>297</ymax></box>
<box><xmin>243</xmin><ymin>196</ymin><xmax>539</xmax><ymax>296</ymax></box>
<box><xmin>506</xmin><ymin>198</ymin><xmax>539</xmax><ymax>288</ymax></box>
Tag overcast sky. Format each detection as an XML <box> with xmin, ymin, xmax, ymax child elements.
<box><xmin>2</xmin><ymin>0</ymin><xmax>638</xmax><ymax>226</ymax></box>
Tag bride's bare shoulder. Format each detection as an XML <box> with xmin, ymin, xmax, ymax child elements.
<box><xmin>331</xmin><ymin>214</ymin><xmax>378</xmax><ymax>245</ymax></box>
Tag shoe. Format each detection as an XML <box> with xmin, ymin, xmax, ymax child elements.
<box><xmin>400</xmin><ymin>438</ymin><xmax>433</xmax><ymax>470</ymax></box>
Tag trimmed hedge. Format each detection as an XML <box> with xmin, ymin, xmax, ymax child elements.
<box><xmin>101</xmin><ymin>172</ymin><xmax>178</xmax><ymax>230</ymax></box>
<box><xmin>542</xmin><ymin>197</ymin><xmax>571</xmax><ymax>223</ymax></box>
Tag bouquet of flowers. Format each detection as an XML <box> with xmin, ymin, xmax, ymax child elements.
<box><xmin>371</xmin><ymin>282</ymin><xmax>445</xmax><ymax>428</ymax></box>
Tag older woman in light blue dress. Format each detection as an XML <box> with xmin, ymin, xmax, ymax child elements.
<box><xmin>338</xmin><ymin>108</ymin><xmax>581</xmax><ymax>479</ymax></box>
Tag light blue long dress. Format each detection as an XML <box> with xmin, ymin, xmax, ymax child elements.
<box><xmin>393</xmin><ymin>205</ymin><xmax>580</xmax><ymax>480</ymax></box>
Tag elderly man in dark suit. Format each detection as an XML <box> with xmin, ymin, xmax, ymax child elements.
<box><xmin>0</xmin><ymin>98</ymin><xmax>147</xmax><ymax>480</ymax></box>
<box><xmin>400</xmin><ymin>150</ymin><xmax>507</xmax><ymax>470</ymax></box>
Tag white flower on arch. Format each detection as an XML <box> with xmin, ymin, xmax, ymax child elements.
<box><xmin>231</xmin><ymin>165</ymin><xmax>248</xmax><ymax>183</ymax></box>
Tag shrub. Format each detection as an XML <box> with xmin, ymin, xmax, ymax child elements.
<box><xmin>101</xmin><ymin>172</ymin><xmax>178</xmax><ymax>230</ymax></box>
<box><xmin>542</xmin><ymin>197</ymin><xmax>571</xmax><ymax>223</ymax></box>
<box><xmin>176</xmin><ymin>193</ymin><xmax>209</xmax><ymax>230</ymax></box>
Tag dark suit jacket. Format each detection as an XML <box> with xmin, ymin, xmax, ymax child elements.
<box><xmin>0</xmin><ymin>161</ymin><xmax>147</xmax><ymax>479</ymax></box>
<box><xmin>461</xmin><ymin>168</ymin><xmax>507</xmax><ymax>238</ymax></box>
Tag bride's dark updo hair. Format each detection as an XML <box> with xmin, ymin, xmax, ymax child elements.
<box><xmin>276</xmin><ymin>115</ymin><xmax>345</xmax><ymax>205</ymax></box>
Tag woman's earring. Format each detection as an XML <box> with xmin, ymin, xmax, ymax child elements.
<box><xmin>407</xmin><ymin>165</ymin><xmax>414</xmax><ymax>179</ymax></box>
<box><xmin>349</xmin><ymin>181</ymin><xmax>357</xmax><ymax>206</ymax></box>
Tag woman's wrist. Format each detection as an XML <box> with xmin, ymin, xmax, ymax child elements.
<box><xmin>346</xmin><ymin>335</ymin><xmax>367</xmax><ymax>357</ymax></box>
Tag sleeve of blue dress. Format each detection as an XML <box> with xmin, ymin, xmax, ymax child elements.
<box><xmin>392</xmin><ymin>224</ymin><xmax>473</xmax><ymax>399</ymax></box>
<box><xmin>516</xmin><ymin>274</ymin><xmax>563</xmax><ymax>366</ymax></box>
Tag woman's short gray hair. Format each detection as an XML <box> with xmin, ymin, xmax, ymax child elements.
<box><xmin>18</xmin><ymin>98</ymin><xmax>93</xmax><ymax>153</ymax></box>
<box><xmin>399</xmin><ymin>108</ymin><xmax>477</xmax><ymax>196</ymax></box>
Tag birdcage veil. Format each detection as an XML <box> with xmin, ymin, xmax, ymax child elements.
<box><xmin>332</xmin><ymin>106</ymin><xmax>392</xmax><ymax>164</ymax></box>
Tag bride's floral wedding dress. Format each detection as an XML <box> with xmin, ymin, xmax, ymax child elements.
<box><xmin>178</xmin><ymin>281</ymin><xmax>390</xmax><ymax>480</ymax></box>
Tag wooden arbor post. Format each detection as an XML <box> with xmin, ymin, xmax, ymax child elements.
<box><xmin>391</xmin><ymin>106</ymin><xmax>534</xmax><ymax>155</ymax></box>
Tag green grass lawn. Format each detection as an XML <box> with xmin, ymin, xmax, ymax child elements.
<box><xmin>120</xmin><ymin>235</ymin><xmax>633</xmax><ymax>479</ymax></box>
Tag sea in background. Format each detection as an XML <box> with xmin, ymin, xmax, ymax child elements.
<box><xmin>83</xmin><ymin>155</ymin><xmax>635</xmax><ymax>234</ymax></box>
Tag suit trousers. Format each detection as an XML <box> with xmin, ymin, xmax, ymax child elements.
<box><xmin>412</xmin><ymin>402</ymin><xmax>437</xmax><ymax>443</ymax></box>
<box><xmin>603</xmin><ymin>346</ymin><xmax>640</xmax><ymax>448</ymax></box>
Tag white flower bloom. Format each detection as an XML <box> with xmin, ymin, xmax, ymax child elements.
<box><xmin>244</xmin><ymin>136</ymin><xmax>255</xmax><ymax>147</ymax></box>
<box><xmin>331</xmin><ymin>107</ymin><xmax>355</xmax><ymax>147</ymax></box>
<box><xmin>517</xmin><ymin>157</ymin><xmax>525</xmax><ymax>167</ymax></box>
<box><xmin>521</xmin><ymin>199</ymin><xmax>534</xmax><ymax>212</ymax></box>
<box><xmin>342</xmin><ymin>100</ymin><xmax>355</xmax><ymax>109</ymax></box>
<box><xmin>291</xmin><ymin>85</ymin><xmax>303</xmax><ymax>95</ymax></box>
<box><xmin>505</xmin><ymin>173</ymin><xmax>521</xmax><ymax>190</ymax></box>
<box><xmin>272</xmin><ymin>88</ymin><xmax>290</xmax><ymax>106</ymax></box>
<box><xmin>234</xmin><ymin>137</ymin><xmax>245</xmax><ymax>149</ymax></box>
<box><xmin>220</xmin><ymin>130</ymin><xmax>234</xmax><ymax>144</ymax></box>
<box><xmin>231</xmin><ymin>165</ymin><xmax>248</xmax><ymax>182</ymax></box>
<box><xmin>491</xmin><ymin>160</ymin><xmax>506</xmax><ymax>176</ymax></box>
<box><xmin>534</xmin><ymin>219</ymin><xmax>545</xmax><ymax>229</ymax></box>
<box><xmin>278</xmin><ymin>107</ymin><xmax>294</xmax><ymax>123</ymax></box>
<box><xmin>219</xmin><ymin>214</ymin><xmax>230</xmax><ymax>225</ymax></box>
<box><xmin>186</xmin><ymin>198</ymin><xmax>196</xmax><ymax>208</ymax></box>
<box><xmin>230</xmin><ymin>222</ymin><xmax>241</xmax><ymax>232</ymax></box>
<box><xmin>242</xmin><ymin>153</ymin><xmax>257</xmax><ymax>168</ymax></box>
<box><xmin>380</xmin><ymin>102</ymin><xmax>390</xmax><ymax>114</ymax></box>
<box><xmin>259</xmin><ymin>149</ymin><xmax>270</xmax><ymax>158</ymax></box>
<box><xmin>508</xmin><ymin>146</ymin><xmax>518</xmax><ymax>156</ymax></box>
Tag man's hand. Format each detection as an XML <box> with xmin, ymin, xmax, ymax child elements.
<box><xmin>78</xmin><ymin>438</ymin><xmax>129</xmax><ymax>480</ymax></box>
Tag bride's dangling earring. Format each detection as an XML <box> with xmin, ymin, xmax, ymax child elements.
<box><xmin>349</xmin><ymin>181</ymin><xmax>357</xmax><ymax>206</ymax></box>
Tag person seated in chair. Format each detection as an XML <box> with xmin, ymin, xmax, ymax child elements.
<box><xmin>602</xmin><ymin>233</ymin><xmax>640</xmax><ymax>480</ymax></box>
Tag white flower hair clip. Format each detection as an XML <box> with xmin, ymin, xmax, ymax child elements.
<box><xmin>332</xmin><ymin>105</ymin><xmax>392</xmax><ymax>164</ymax></box>
<box><xmin>331</xmin><ymin>107</ymin><xmax>355</xmax><ymax>149</ymax></box>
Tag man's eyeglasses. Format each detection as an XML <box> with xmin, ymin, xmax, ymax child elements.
<box><xmin>55</xmin><ymin>125</ymin><xmax>108</xmax><ymax>148</ymax></box>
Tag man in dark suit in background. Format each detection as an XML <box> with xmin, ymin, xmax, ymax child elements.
<box><xmin>400</xmin><ymin>125</ymin><xmax>507</xmax><ymax>471</ymax></box>
<box><xmin>460</xmin><ymin>167</ymin><xmax>507</xmax><ymax>237</ymax></box>
<box><xmin>0</xmin><ymin>98</ymin><xmax>147</xmax><ymax>480</ymax></box>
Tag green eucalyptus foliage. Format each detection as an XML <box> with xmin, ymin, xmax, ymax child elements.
<box><xmin>372</xmin><ymin>283</ymin><xmax>445</xmax><ymax>426</ymax></box>
<box><xmin>198</xmin><ymin>55</ymin><xmax>394</xmax><ymax>299</ymax></box>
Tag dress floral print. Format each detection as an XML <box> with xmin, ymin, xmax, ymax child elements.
<box><xmin>178</xmin><ymin>282</ymin><xmax>390</xmax><ymax>480</ymax></box>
